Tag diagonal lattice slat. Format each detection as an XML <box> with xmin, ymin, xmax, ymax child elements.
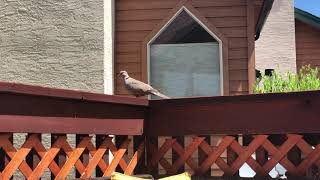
<box><xmin>198</xmin><ymin>136</ymin><xmax>234</xmax><ymax>174</ymax></box>
<box><xmin>28</xmin><ymin>136</ymin><xmax>65</xmax><ymax>179</ymax></box>
<box><xmin>80</xmin><ymin>137</ymin><xmax>110</xmax><ymax>178</ymax></box>
<box><xmin>0</xmin><ymin>134</ymin><xmax>33</xmax><ymax>178</ymax></box>
<box><xmin>261</xmin><ymin>135</ymin><xmax>301</xmax><ymax>175</ymax></box>
<box><xmin>147</xmin><ymin>134</ymin><xmax>320</xmax><ymax>177</ymax></box>
<box><xmin>2</xmin><ymin>133</ymin><xmax>320</xmax><ymax>178</ymax></box>
<box><xmin>229</xmin><ymin>135</ymin><xmax>268</xmax><ymax>175</ymax></box>
<box><xmin>2</xmin><ymin>134</ymin><xmax>38</xmax><ymax>179</ymax></box>
<box><xmin>169</xmin><ymin>137</ymin><xmax>204</xmax><ymax>174</ymax></box>
<box><xmin>0</xmin><ymin>134</ymin><xmax>145</xmax><ymax>179</ymax></box>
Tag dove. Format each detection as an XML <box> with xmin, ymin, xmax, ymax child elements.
<box><xmin>119</xmin><ymin>71</ymin><xmax>170</xmax><ymax>99</ymax></box>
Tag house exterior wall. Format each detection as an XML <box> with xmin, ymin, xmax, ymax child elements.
<box><xmin>115</xmin><ymin>0</ymin><xmax>257</xmax><ymax>96</ymax></box>
<box><xmin>0</xmin><ymin>0</ymin><xmax>105</xmax><ymax>179</ymax></box>
<box><xmin>115</xmin><ymin>0</ymin><xmax>259</xmax><ymax>176</ymax></box>
<box><xmin>0</xmin><ymin>0</ymin><xmax>104</xmax><ymax>93</ymax></box>
<box><xmin>255</xmin><ymin>0</ymin><xmax>297</xmax><ymax>75</ymax></box>
<box><xmin>295</xmin><ymin>20</ymin><xmax>320</xmax><ymax>70</ymax></box>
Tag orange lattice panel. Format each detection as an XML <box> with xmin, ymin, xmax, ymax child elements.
<box><xmin>147</xmin><ymin>134</ymin><xmax>320</xmax><ymax>177</ymax></box>
<box><xmin>0</xmin><ymin>134</ymin><xmax>144</xmax><ymax>179</ymax></box>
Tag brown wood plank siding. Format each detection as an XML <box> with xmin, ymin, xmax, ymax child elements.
<box><xmin>190</xmin><ymin>0</ymin><xmax>247</xmax><ymax>7</ymax></box>
<box><xmin>116</xmin><ymin>0</ymin><xmax>181</xmax><ymax>10</ymax></box>
<box><xmin>229</xmin><ymin>59</ymin><xmax>248</xmax><ymax>70</ymax></box>
<box><xmin>295</xmin><ymin>20</ymin><xmax>320</xmax><ymax>70</ymax></box>
<box><xmin>116</xmin><ymin>20</ymin><xmax>160</xmax><ymax>31</ymax></box>
<box><xmin>195</xmin><ymin>6</ymin><xmax>247</xmax><ymax>17</ymax></box>
<box><xmin>246</xmin><ymin>0</ymin><xmax>255</xmax><ymax>93</ymax></box>
<box><xmin>117</xmin><ymin>9</ymin><xmax>172</xmax><ymax>21</ymax></box>
<box><xmin>115</xmin><ymin>0</ymin><xmax>251</xmax><ymax>96</ymax></box>
<box><xmin>254</xmin><ymin>0</ymin><xmax>264</xmax><ymax>28</ymax></box>
<box><xmin>207</xmin><ymin>17</ymin><xmax>247</xmax><ymax>28</ymax></box>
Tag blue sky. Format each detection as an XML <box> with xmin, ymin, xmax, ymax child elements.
<box><xmin>295</xmin><ymin>0</ymin><xmax>320</xmax><ymax>17</ymax></box>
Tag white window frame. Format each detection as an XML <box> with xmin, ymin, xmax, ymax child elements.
<box><xmin>146</xmin><ymin>6</ymin><xmax>224</xmax><ymax>96</ymax></box>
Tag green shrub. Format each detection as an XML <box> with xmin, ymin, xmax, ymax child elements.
<box><xmin>254</xmin><ymin>65</ymin><xmax>320</xmax><ymax>93</ymax></box>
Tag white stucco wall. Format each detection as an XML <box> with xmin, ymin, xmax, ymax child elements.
<box><xmin>0</xmin><ymin>0</ymin><xmax>115</xmax><ymax>93</ymax></box>
<box><xmin>0</xmin><ymin>0</ymin><xmax>104</xmax><ymax>92</ymax></box>
<box><xmin>255</xmin><ymin>0</ymin><xmax>297</xmax><ymax>75</ymax></box>
<box><xmin>0</xmin><ymin>0</ymin><xmax>115</xmax><ymax>178</ymax></box>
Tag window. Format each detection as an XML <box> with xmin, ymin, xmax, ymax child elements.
<box><xmin>148</xmin><ymin>9</ymin><xmax>223</xmax><ymax>98</ymax></box>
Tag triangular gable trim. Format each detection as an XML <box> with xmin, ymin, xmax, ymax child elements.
<box><xmin>141</xmin><ymin>0</ymin><xmax>229</xmax><ymax>95</ymax></box>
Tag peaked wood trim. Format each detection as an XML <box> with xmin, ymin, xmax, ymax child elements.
<box><xmin>141</xmin><ymin>0</ymin><xmax>188</xmax><ymax>83</ymax></box>
<box><xmin>183</xmin><ymin>2</ymin><xmax>229</xmax><ymax>95</ymax></box>
<box><xmin>141</xmin><ymin>0</ymin><xmax>229</xmax><ymax>95</ymax></box>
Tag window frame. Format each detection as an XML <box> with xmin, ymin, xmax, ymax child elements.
<box><xmin>141</xmin><ymin>1</ymin><xmax>230</xmax><ymax>96</ymax></box>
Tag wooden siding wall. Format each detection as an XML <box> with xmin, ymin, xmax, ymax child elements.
<box><xmin>295</xmin><ymin>20</ymin><xmax>320</xmax><ymax>70</ymax></box>
<box><xmin>254</xmin><ymin>0</ymin><xmax>264</xmax><ymax>28</ymax></box>
<box><xmin>115</xmin><ymin>0</ymin><xmax>256</xmax><ymax>96</ymax></box>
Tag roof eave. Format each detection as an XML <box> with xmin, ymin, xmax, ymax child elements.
<box><xmin>255</xmin><ymin>0</ymin><xmax>274</xmax><ymax>41</ymax></box>
<box><xmin>295</xmin><ymin>7</ymin><xmax>320</xmax><ymax>29</ymax></box>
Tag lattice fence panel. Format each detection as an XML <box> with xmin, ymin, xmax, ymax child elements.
<box><xmin>2</xmin><ymin>133</ymin><xmax>320</xmax><ymax>178</ymax></box>
<box><xmin>147</xmin><ymin>134</ymin><xmax>320</xmax><ymax>178</ymax></box>
<box><xmin>0</xmin><ymin>134</ymin><xmax>145</xmax><ymax>179</ymax></box>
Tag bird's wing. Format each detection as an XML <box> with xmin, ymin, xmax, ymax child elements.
<box><xmin>126</xmin><ymin>77</ymin><xmax>170</xmax><ymax>98</ymax></box>
<box><xmin>149</xmin><ymin>90</ymin><xmax>170</xmax><ymax>99</ymax></box>
<box><xmin>126</xmin><ymin>78</ymin><xmax>153</xmax><ymax>93</ymax></box>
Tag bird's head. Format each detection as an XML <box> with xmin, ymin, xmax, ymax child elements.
<box><xmin>119</xmin><ymin>70</ymin><xmax>129</xmax><ymax>79</ymax></box>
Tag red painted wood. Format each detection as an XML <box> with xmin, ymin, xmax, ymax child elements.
<box><xmin>0</xmin><ymin>91</ymin><xmax>147</xmax><ymax>120</ymax></box>
<box><xmin>147</xmin><ymin>90</ymin><xmax>320</xmax><ymax>135</ymax></box>
<box><xmin>0</xmin><ymin>81</ymin><xmax>148</xmax><ymax>106</ymax></box>
<box><xmin>0</xmin><ymin>115</ymin><xmax>144</xmax><ymax>135</ymax></box>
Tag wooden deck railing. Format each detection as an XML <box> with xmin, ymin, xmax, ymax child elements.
<box><xmin>146</xmin><ymin>134</ymin><xmax>320</xmax><ymax>179</ymax></box>
<box><xmin>0</xmin><ymin>133</ymin><xmax>145</xmax><ymax>179</ymax></box>
<box><xmin>1</xmin><ymin>133</ymin><xmax>320</xmax><ymax>179</ymax></box>
<box><xmin>1</xmin><ymin>82</ymin><xmax>320</xmax><ymax>179</ymax></box>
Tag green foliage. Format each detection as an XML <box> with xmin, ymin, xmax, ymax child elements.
<box><xmin>254</xmin><ymin>65</ymin><xmax>320</xmax><ymax>93</ymax></box>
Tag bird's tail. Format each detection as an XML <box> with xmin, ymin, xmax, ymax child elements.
<box><xmin>150</xmin><ymin>91</ymin><xmax>170</xmax><ymax>99</ymax></box>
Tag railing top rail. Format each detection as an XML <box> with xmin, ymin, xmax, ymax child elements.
<box><xmin>147</xmin><ymin>90</ymin><xmax>320</xmax><ymax>136</ymax></box>
<box><xmin>2</xmin><ymin>81</ymin><xmax>320</xmax><ymax>135</ymax></box>
<box><xmin>0</xmin><ymin>81</ymin><xmax>148</xmax><ymax>106</ymax></box>
<box><xmin>0</xmin><ymin>115</ymin><xmax>144</xmax><ymax>135</ymax></box>
<box><xmin>149</xmin><ymin>90</ymin><xmax>320</xmax><ymax>105</ymax></box>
